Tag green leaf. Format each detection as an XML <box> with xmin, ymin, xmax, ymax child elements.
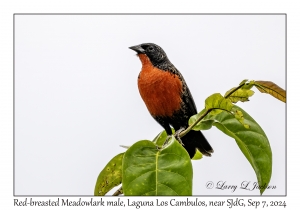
<box><xmin>153</xmin><ymin>129</ymin><xmax>174</xmax><ymax>147</ymax></box>
<box><xmin>122</xmin><ymin>137</ymin><xmax>192</xmax><ymax>195</ymax></box>
<box><xmin>241</xmin><ymin>80</ymin><xmax>255</xmax><ymax>90</ymax></box>
<box><xmin>254</xmin><ymin>81</ymin><xmax>286</xmax><ymax>103</ymax></box>
<box><xmin>153</xmin><ymin>130</ymin><xmax>168</xmax><ymax>147</ymax></box>
<box><xmin>188</xmin><ymin>94</ymin><xmax>234</xmax><ymax>132</ymax></box>
<box><xmin>191</xmin><ymin>149</ymin><xmax>203</xmax><ymax>160</ymax></box>
<box><xmin>239</xmin><ymin>79</ymin><xmax>249</xmax><ymax>86</ymax></box>
<box><xmin>212</xmin><ymin>105</ymin><xmax>272</xmax><ymax>195</ymax></box>
<box><xmin>205</xmin><ymin>93</ymin><xmax>233</xmax><ymax>115</ymax></box>
<box><xmin>189</xmin><ymin>105</ymin><xmax>271</xmax><ymax>194</ymax></box>
<box><xmin>189</xmin><ymin>113</ymin><xmax>215</xmax><ymax>131</ymax></box>
<box><xmin>225</xmin><ymin>88</ymin><xmax>255</xmax><ymax>103</ymax></box>
<box><xmin>232</xmin><ymin>107</ymin><xmax>250</xmax><ymax>129</ymax></box>
<box><xmin>188</xmin><ymin>109</ymin><xmax>215</xmax><ymax>130</ymax></box>
<box><xmin>224</xmin><ymin>80</ymin><xmax>255</xmax><ymax>103</ymax></box>
<box><xmin>94</xmin><ymin>153</ymin><xmax>123</xmax><ymax>196</ymax></box>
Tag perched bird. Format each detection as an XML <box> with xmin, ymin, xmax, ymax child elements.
<box><xmin>129</xmin><ymin>43</ymin><xmax>213</xmax><ymax>158</ymax></box>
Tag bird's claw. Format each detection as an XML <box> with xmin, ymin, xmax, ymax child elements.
<box><xmin>161</xmin><ymin>128</ymin><xmax>185</xmax><ymax>148</ymax></box>
<box><xmin>174</xmin><ymin>127</ymin><xmax>185</xmax><ymax>146</ymax></box>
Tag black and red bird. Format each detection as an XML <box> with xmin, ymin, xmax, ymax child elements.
<box><xmin>129</xmin><ymin>43</ymin><xmax>213</xmax><ymax>158</ymax></box>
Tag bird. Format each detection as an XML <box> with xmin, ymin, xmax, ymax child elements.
<box><xmin>129</xmin><ymin>43</ymin><xmax>213</xmax><ymax>158</ymax></box>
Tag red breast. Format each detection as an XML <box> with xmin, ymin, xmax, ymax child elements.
<box><xmin>137</xmin><ymin>54</ymin><xmax>183</xmax><ymax>117</ymax></box>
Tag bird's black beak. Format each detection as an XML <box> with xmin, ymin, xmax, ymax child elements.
<box><xmin>129</xmin><ymin>45</ymin><xmax>145</xmax><ymax>54</ymax></box>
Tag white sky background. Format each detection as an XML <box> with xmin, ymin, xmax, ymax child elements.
<box><xmin>15</xmin><ymin>14</ymin><xmax>285</xmax><ymax>196</ymax></box>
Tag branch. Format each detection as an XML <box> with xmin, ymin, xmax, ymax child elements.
<box><xmin>179</xmin><ymin>82</ymin><xmax>246</xmax><ymax>138</ymax></box>
<box><xmin>224</xmin><ymin>83</ymin><xmax>246</xmax><ymax>98</ymax></box>
<box><xmin>179</xmin><ymin>109</ymin><xmax>211</xmax><ymax>138</ymax></box>
<box><xmin>112</xmin><ymin>186</ymin><xmax>123</xmax><ymax>196</ymax></box>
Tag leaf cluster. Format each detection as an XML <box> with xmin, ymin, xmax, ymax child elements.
<box><xmin>94</xmin><ymin>79</ymin><xmax>285</xmax><ymax>196</ymax></box>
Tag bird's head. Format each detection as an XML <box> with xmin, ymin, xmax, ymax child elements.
<box><xmin>129</xmin><ymin>43</ymin><xmax>168</xmax><ymax>65</ymax></box>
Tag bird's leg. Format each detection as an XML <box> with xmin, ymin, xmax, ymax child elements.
<box><xmin>174</xmin><ymin>127</ymin><xmax>185</xmax><ymax>146</ymax></box>
<box><xmin>162</xmin><ymin>135</ymin><xmax>172</xmax><ymax>147</ymax></box>
<box><xmin>162</xmin><ymin>127</ymin><xmax>185</xmax><ymax>147</ymax></box>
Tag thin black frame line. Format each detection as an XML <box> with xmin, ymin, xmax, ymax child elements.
<box><xmin>13</xmin><ymin>13</ymin><xmax>287</xmax><ymax>197</ymax></box>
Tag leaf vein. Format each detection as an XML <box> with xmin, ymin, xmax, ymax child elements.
<box><xmin>125</xmin><ymin>170</ymin><xmax>155</xmax><ymax>188</ymax></box>
<box><xmin>157</xmin><ymin>183</ymin><xmax>179</xmax><ymax>195</ymax></box>
<box><xmin>158</xmin><ymin>169</ymin><xmax>190</xmax><ymax>186</ymax></box>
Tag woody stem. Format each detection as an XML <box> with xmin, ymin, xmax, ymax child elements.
<box><xmin>224</xmin><ymin>83</ymin><xmax>246</xmax><ymax>99</ymax></box>
<box><xmin>179</xmin><ymin>109</ymin><xmax>211</xmax><ymax>138</ymax></box>
<box><xmin>179</xmin><ymin>83</ymin><xmax>245</xmax><ymax>138</ymax></box>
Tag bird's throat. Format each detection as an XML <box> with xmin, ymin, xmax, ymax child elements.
<box><xmin>138</xmin><ymin>54</ymin><xmax>152</xmax><ymax>68</ymax></box>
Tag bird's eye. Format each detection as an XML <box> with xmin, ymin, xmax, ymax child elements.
<box><xmin>148</xmin><ymin>46</ymin><xmax>154</xmax><ymax>51</ymax></box>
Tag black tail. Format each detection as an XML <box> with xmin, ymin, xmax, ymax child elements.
<box><xmin>181</xmin><ymin>130</ymin><xmax>213</xmax><ymax>158</ymax></box>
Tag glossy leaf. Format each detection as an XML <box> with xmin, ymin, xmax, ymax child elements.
<box><xmin>94</xmin><ymin>153</ymin><xmax>123</xmax><ymax>196</ymax></box>
<box><xmin>153</xmin><ymin>130</ymin><xmax>168</xmax><ymax>147</ymax></box>
<box><xmin>205</xmin><ymin>93</ymin><xmax>233</xmax><ymax>115</ymax></box>
<box><xmin>254</xmin><ymin>81</ymin><xmax>286</xmax><ymax>103</ymax></box>
<box><xmin>232</xmin><ymin>107</ymin><xmax>250</xmax><ymax>129</ymax></box>
<box><xmin>189</xmin><ymin>105</ymin><xmax>272</xmax><ymax>194</ymax></box>
<box><xmin>122</xmin><ymin>137</ymin><xmax>192</xmax><ymax>195</ymax></box>
<box><xmin>214</xmin><ymin>106</ymin><xmax>272</xmax><ymax>195</ymax></box>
